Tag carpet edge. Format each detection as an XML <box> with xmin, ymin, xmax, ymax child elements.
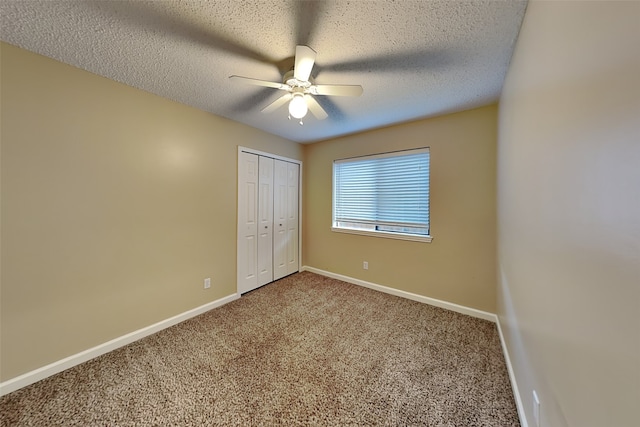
<box><xmin>301</xmin><ymin>265</ymin><xmax>527</xmax><ymax>427</ymax></box>
<box><xmin>300</xmin><ymin>266</ymin><xmax>497</xmax><ymax>321</ymax></box>
<box><xmin>0</xmin><ymin>293</ymin><xmax>239</xmax><ymax>397</ymax></box>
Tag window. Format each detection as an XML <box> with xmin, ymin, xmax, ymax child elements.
<box><xmin>332</xmin><ymin>148</ymin><xmax>431</xmax><ymax>242</ymax></box>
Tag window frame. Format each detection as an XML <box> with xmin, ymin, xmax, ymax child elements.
<box><xmin>331</xmin><ymin>148</ymin><xmax>433</xmax><ymax>243</ymax></box>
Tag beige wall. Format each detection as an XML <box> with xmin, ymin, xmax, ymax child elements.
<box><xmin>303</xmin><ymin>105</ymin><xmax>498</xmax><ymax>313</ymax></box>
<box><xmin>0</xmin><ymin>42</ymin><xmax>302</xmax><ymax>381</ymax></box>
<box><xmin>497</xmin><ymin>2</ymin><xmax>640</xmax><ymax>427</ymax></box>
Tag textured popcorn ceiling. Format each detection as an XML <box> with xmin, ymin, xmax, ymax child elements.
<box><xmin>0</xmin><ymin>1</ymin><xmax>527</xmax><ymax>143</ymax></box>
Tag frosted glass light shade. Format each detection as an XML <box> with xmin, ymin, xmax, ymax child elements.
<box><xmin>289</xmin><ymin>94</ymin><xmax>308</xmax><ymax>119</ymax></box>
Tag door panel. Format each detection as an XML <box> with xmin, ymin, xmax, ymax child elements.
<box><xmin>237</xmin><ymin>152</ymin><xmax>259</xmax><ymax>294</ymax></box>
<box><xmin>273</xmin><ymin>160</ymin><xmax>288</xmax><ymax>280</ymax></box>
<box><xmin>257</xmin><ymin>156</ymin><xmax>274</xmax><ymax>287</ymax></box>
<box><xmin>286</xmin><ymin>163</ymin><xmax>299</xmax><ymax>275</ymax></box>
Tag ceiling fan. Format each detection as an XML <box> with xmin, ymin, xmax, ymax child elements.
<box><xmin>229</xmin><ymin>46</ymin><xmax>363</xmax><ymax>124</ymax></box>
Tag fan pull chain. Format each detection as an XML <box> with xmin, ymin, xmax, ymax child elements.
<box><xmin>288</xmin><ymin>114</ymin><xmax>304</xmax><ymax>125</ymax></box>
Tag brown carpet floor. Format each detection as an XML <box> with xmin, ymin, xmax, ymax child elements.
<box><xmin>1</xmin><ymin>272</ymin><xmax>520</xmax><ymax>426</ymax></box>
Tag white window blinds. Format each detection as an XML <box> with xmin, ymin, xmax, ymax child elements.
<box><xmin>333</xmin><ymin>148</ymin><xmax>430</xmax><ymax>238</ymax></box>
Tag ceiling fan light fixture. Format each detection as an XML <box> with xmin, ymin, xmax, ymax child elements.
<box><xmin>288</xmin><ymin>94</ymin><xmax>308</xmax><ymax>119</ymax></box>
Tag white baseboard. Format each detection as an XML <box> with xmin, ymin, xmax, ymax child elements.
<box><xmin>495</xmin><ymin>316</ymin><xmax>528</xmax><ymax>427</ymax></box>
<box><xmin>0</xmin><ymin>293</ymin><xmax>239</xmax><ymax>397</ymax></box>
<box><xmin>300</xmin><ymin>266</ymin><xmax>497</xmax><ymax>322</ymax></box>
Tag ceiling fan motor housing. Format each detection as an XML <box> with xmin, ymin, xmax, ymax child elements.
<box><xmin>283</xmin><ymin>70</ymin><xmax>312</xmax><ymax>89</ymax></box>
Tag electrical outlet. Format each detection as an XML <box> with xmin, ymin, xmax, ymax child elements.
<box><xmin>204</xmin><ymin>278</ymin><xmax>211</xmax><ymax>289</ymax></box>
<box><xmin>532</xmin><ymin>390</ymin><xmax>540</xmax><ymax>427</ymax></box>
<box><xmin>363</xmin><ymin>261</ymin><xmax>369</xmax><ymax>270</ymax></box>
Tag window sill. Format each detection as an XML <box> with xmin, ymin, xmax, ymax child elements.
<box><xmin>331</xmin><ymin>226</ymin><xmax>433</xmax><ymax>243</ymax></box>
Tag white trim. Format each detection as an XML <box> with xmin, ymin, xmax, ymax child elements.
<box><xmin>237</xmin><ymin>146</ymin><xmax>302</xmax><ymax>166</ymax></box>
<box><xmin>0</xmin><ymin>293</ymin><xmax>239</xmax><ymax>397</ymax></box>
<box><xmin>331</xmin><ymin>226</ymin><xmax>433</xmax><ymax>243</ymax></box>
<box><xmin>495</xmin><ymin>316</ymin><xmax>529</xmax><ymax>427</ymax></box>
<box><xmin>334</xmin><ymin>146</ymin><xmax>430</xmax><ymax>163</ymax></box>
<box><xmin>300</xmin><ymin>266</ymin><xmax>495</xmax><ymax>322</ymax></box>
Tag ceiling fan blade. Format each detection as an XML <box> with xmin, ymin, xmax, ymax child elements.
<box><xmin>261</xmin><ymin>93</ymin><xmax>292</xmax><ymax>113</ymax></box>
<box><xmin>229</xmin><ymin>75</ymin><xmax>289</xmax><ymax>90</ymax></box>
<box><xmin>90</xmin><ymin>2</ymin><xmax>277</xmax><ymax>66</ymax></box>
<box><xmin>294</xmin><ymin>45</ymin><xmax>316</xmax><ymax>82</ymax></box>
<box><xmin>229</xmin><ymin>87</ymin><xmax>275</xmax><ymax>113</ymax></box>
<box><xmin>312</xmin><ymin>84</ymin><xmax>364</xmax><ymax>97</ymax></box>
<box><xmin>320</xmin><ymin>48</ymin><xmax>451</xmax><ymax>73</ymax></box>
<box><xmin>306</xmin><ymin>96</ymin><xmax>328</xmax><ymax>120</ymax></box>
<box><xmin>295</xmin><ymin>1</ymin><xmax>325</xmax><ymax>47</ymax></box>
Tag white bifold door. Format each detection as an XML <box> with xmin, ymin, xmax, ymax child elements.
<box><xmin>237</xmin><ymin>151</ymin><xmax>299</xmax><ymax>294</ymax></box>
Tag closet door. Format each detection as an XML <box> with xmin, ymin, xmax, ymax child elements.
<box><xmin>257</xmin><ymin>156</ymin><xmax>274</xmax><ymax>287</ymax></box>
<box><xmin>286</xmin><ymin>162</ymin><xmax>300</xmax><ymax>275</ymax></box>
<box><xmin>237</xmin><ymin>152</ymin><xmax>259</xmax><ymax>294</ymax></box>
<box><xmin>238</xmin><ymin>149</ymin><xmax>299</xmax><ymax>293</ymax></box>
<box><xmin>274</xmin><ymin>160</ymin><xmax>300</xmax><ymax>280</ymax></box>
<box><xmin>273</xmin><ymin>160</ymin><xmax>289</xmax><ymax>280</ymax></box>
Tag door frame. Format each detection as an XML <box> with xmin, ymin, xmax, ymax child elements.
<box><xmin>237</xmin><ymin>146</ymin><xmax>302</xmax><ymax>295</ymax></box>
